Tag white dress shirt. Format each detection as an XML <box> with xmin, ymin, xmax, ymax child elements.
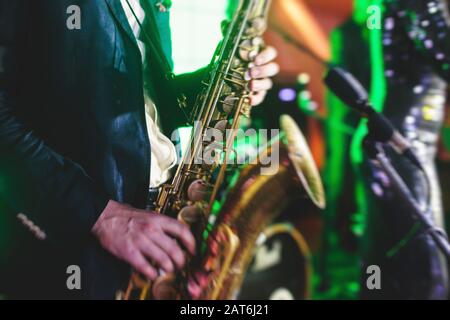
<box><xmin>120</xmin><ymin>0</ymin><xmax>177</xmax><ymax>188</ymax></box>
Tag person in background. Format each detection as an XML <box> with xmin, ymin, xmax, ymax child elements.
<box><xmin>361</xmin><ymin>0</ymin><xmax>449</xmax><ymax>299</ymax></box>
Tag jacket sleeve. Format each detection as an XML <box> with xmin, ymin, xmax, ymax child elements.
<box><xmin>0</xmin><ymin>0</ymin><xmax>109</xmax><ymax>244</ymax></box>
<box><xmin>157</xmin><ymin>67</ymin><xmax>207</xmax><ymax>133</ymax></box>
<box><xmin>395</xmin><ymin>0</ymin><xmax>450</xmax><ymax>81</ymax></box>
<box><xmin>173</xmin><ymin>67</ymin><xmax>208</xmax><ymax>111</ymax></box>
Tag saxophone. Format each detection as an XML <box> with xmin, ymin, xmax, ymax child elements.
<box><xmin>119</xmin><ymin>0</ymin><xmax>325</xmax><ymax>300</ymax></box>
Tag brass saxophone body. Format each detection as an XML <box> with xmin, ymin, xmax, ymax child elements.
<box><xmin>120</xmin><ymin>0</ymin><xmax>325</xmax><ymax>300</ymax></box>
<box><xmin>199</xmin><ymin>115</ymin><xmax>326</xmax><ymax>300</ymax></box>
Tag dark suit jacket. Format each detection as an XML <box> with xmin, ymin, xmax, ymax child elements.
<box><xmin>0</xmin><ymin>0</ymin><xmax>204</xmax><ymax>299</ymax></box>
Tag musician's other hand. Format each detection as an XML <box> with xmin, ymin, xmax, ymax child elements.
<box><xmin>249</xmin><ymin>46</ymin><xmax>279</xmax><ymax>106</ymax></box>
<box><xmin>188</xmin><ymin>271</ymin><xmax>209</xmax><ymax>299</ymax></box>
<box><xmin>92</xmin><ymin>200</ymin><xmax>196</xmax><ymax>280</ymax></box>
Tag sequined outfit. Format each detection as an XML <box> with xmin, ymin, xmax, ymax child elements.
<box><xmin>362</xmin><ymin>0</ymin><xmax>449</xmax><ymax>299</ymax></box>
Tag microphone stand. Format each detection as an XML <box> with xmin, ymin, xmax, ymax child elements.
<box><xmin>363</xmin><ymin>137</ymin><xmax>450</xmax><ymax>260</ymax></box>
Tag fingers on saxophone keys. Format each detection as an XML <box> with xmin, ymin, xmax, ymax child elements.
<box><xmin>241</xmin><ymin>49</ymin><xmax>259</xmax><ymax>62</ymax></box>
<box><xmin>134</xmin><ymin>235</ymin><xmax>175</xmax><ymax>274</ymax></box>
<box><xmin>188</xmin><ymin>271</ymin><xmax>209</xmax><ymax>299</ymax></box>
<box><xmin>148</xmin><ymin>232</ymin><xmax>186</xmax><ymax>270</ymax></box>
<box><xmin>249</xmin><ymin>62</ymin><xmax>280</xmax><ymax>79</ymax></box>
<box><xmin>188</xmin><ymin>279</ymin><xmax>202</xmax><ymax>300</ymax></box>
<box><xmin>239</xmin><ymin>37</ymin><xmax>263</xmax><ymax>62</ymax></box>
<box><xmin>254</xmin><ymin>46</ymin><xmax>278</xmax><ymax>66</ymax></box>
<box><xmin>250</xmin><ymin>78</ymin><xmax>273</xmax><ymax>92</ymax></box>
<box><xmin>158</xmin><ymin>217</ymin><xmax>196</xmax><ymax>256</ymax></box>
<box><xmin>124</xmin><ymin>244</ymin><xmax>158</xmax><ymax>281</ymax></box>
<box><xmin>193</xmin><ymin>271</ymin><xmax>209</xmax><ymax>288</ymax></box>
<box><xmin>239</xmin><ymin>45</ymin><xmax>258</xmax><ymax>62</ymax></box>
<box><xmin>250</xmin><ymin>90</ymin><xmax>267</xmax><ymax>107</ymax></box>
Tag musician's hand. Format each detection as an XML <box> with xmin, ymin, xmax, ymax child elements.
<box><xmin>188</xmin><ymin>271</ymin><xmax>209</xmax><ymax>299</ymax></box>
<box><xmin>92</xmin><ymin>200</ymin><xmax>196</xmax><ymax>280</ymax></box>
<box><xmin>249</xmin><ymin>46</ymin><xmax>279</xmax><ymax>106</ymax></box>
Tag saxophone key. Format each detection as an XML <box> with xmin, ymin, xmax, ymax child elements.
<box><xmin>152</xmin><ymin>274</ymin><xmax>180</xmax><ymax>300</ymax></box>
<box><xmin>220</xmin><ymin>95</ymin><xmax>240</xmax><ymax>114</ymax></box>
<box><xmin>187</xmin><ymin>179</ymin><xmax>212</xmax><ymax>202</ymax></box>
<box><xmin>212</xmin><ymin>119</ymin><xmax>229</xmax><ymax>133</ymax></box>
<box><xmin>239</xmin><ymin>39</ymin><xmax>259</xmax><ymax>62</ymax></box>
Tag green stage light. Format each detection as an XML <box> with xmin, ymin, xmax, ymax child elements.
<box><xmin>170</xmin><ymin>0</ymin><xmax>228</xmax><ymax>75</ymax></box>
<box><xmin>349</xmin><ymin>0</ymin><xmax>386</xmax><ymax>235</ymax></box>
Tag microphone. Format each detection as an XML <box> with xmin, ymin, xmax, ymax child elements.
<box><xmin>324</xmin><ymin>66</ymin><xmax>423</xmax><ymax>170</ymax></box>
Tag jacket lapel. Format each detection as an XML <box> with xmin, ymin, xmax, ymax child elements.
<box><xmin>104</xmin><ymin>0</ymin><xmax>139</xmax><ymax>51</ymax></box>
<box><xmin>104</xmin><ymin>0</ymin><xmax>172</xmax><ymax>75</ymax></box>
